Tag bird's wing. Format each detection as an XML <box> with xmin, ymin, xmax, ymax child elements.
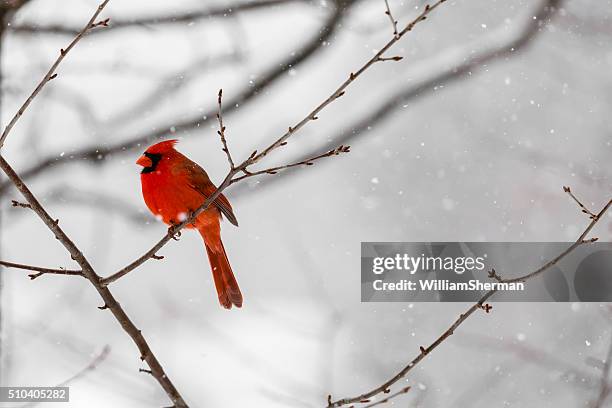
<box><xmin>180</xmin><ymin>160</ymin><xmax>239</xmax><ymax>227</ymax></box>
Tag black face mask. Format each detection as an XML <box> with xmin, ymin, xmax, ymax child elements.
<box><xmin>141</xmin><ymin>152</ymin><xmax>162</xmax><ymax>174</ymax></box>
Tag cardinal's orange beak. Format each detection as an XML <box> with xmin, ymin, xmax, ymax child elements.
<box><xmin>136</xmin><ymin>155</ymin><xmax>152</xmax><ymax>168</ymax></box>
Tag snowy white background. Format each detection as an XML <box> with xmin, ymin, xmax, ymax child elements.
<box><xmin>1</xmin><ymin>0</ymin><xmax>611</xmax><ymax>407</ymax></box>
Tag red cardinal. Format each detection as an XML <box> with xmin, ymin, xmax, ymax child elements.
<box><xmin>136</xmin><ymin>139</ymin><xmax>242</xmax><ymax>309</ymax></box>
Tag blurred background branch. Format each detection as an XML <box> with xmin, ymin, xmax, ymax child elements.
<box><xmin>9</xmin><ymin>0</ymin><xmax>311</xmax><ymax>36</ymax></box>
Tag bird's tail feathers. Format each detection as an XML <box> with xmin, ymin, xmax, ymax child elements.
<box><xmin>203</xmin><ymin>239</ymin><xmax>242</xmax><ymax>309</ymax></box>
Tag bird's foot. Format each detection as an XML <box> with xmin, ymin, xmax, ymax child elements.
<box><xmin>168</xmin><ymin>226</ymin><xmax>182</xmax><ymax>240</ymax></box>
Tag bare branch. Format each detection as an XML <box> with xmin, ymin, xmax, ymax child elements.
<box><xmin>487</xmin><ymin>268</ymin><xmax>503</xmax><ymax>283</ymax></box>
<box><xmin>376</xmin><ymin>56</ymin><xmax>403</xmax><ymax>62</ymax></box>
<box><xmin>90</xmin><ymin>18</ymin><xmax>110</xmax><ymax>29</ymax></box>
<box><xmin>383</xmin><ymin>0</ymin><xmax>399</xmax><ymax>38</ymax></box>
<box><xmin>501</xmin><ymin>196</ymin><xmax>607</xmax><ymax>285</ymax></box>
<box><xmin>362</xmin><ymin>386</ymin><xmax>411</xmax><ymax>408</ymax></box>
<box><xmin>231</xmin><ymin>145</ymin><xmax>350</xmax><ymax>183</ymax></box>
<box><xmin>564</xmin><ymin>185</ymin><xmax>597</xmax><ymax>219</ymax></box>
<box><xmin>0</xmin><ymin>156</ymin><xmax>188</xmax><ymax>407</ymax></box>
<box><xmin>0</xmin><ymin>260</ymin><xmax>83</xmax><ymax>280</ymax></box>
<box><xmin>326</xmin><ymin>191</ymin><xmax>611</xmax><ymax>408</ymax></box>
<box><xmin>11</xmin><ymin>199</ymin><xmax>31</xmax><ymax>209</ymax></box>
<box><xmin>0</xmin><ymin>0</ymin><xmax>110</xmax><ymax>149</ymax></box>
<box><xmin>217</xmin><ymin>89</ymin><xmax>235</xmax><ymax>169</ymax></box>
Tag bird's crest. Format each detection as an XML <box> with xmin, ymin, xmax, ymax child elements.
<box><xmin>144</xmin><ymin>139</ymin><xmax>178</xmax><ymax>154</ymax></box>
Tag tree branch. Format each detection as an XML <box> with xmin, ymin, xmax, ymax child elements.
<box><xmin>0</xmin><ymin>0</ymin><xmax>110</xmax><ymax>149</ymax></box>
<box><xmin>0</xmin><ymin>156</ymin><xmax>188</xmax><ymax>407</ymax></box>
<box><xmin>216</xmin><ymin>89</ymin><xmax>235</xmax><ymax>170</ymax></box>
<box><xmin>11</xmin><ymin>199</ymin><xmax>30</xmax><ymax>208</ymax></box>
<box><xmin>0</xmin><ymin>260</ymin><xmax>83</xmax><ymax>280</ymax></box>
<box><xmin>564</xmin><ymin>185</ymin><xmax>597</xmax><ymax>219</ymax></box>
<box><xmin>383</xmin><ymin>0</ymin><xmax>399</xmax><ymax>38</ymax></box>
<box><xmin>326</xmin><ymin>191</ymin><xmax>611</xmax><ymax>408</ymax></box>
<box><xmin>231</xmin><ymin>145</ymin><xmax>350</xmax><ymax>183</ymax></box>
<box><xmin>363</xmin><ymin>386</ymin><xmax>410</xmax><ymax>408</ymax></box>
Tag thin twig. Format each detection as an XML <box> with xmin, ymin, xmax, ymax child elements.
<box><xmin>216</xmin><ymin>89</ymin><xmax>234</xmax><ymax>169</ymax></box>
<box><xmin>487</xmin><ymin>268</ymin><xmax>503</xmax><ymax>282</ymax></box>
<box><xmin>377</xmin><ymin>56</ymin><xmax>403</xmax><ymax>62</ymax></box>
<box><xmin>500</xmin><ymin>190</ymin><xmax>607</xmax><ymax>285</ymax></box>
<box><xmin>99</xmin><ymin>0</ymin><xmax>447</xmax><ymax>287</ymax></box>
<box><xmin>363</xmin><ymin>386</ymin><xmax>411</xmax><ymax>408</ymax></box>
<box><xmin>0</xmin><ymin>0</ymin><xmax>110</xmax><ymax>149</ymax></box>
<box><xmin>383</xmin><ymin>0</ymin><xmax>399</xmax><ymax>38</ymax></box>
<box><xmin>326</xmin><ymin>193</ymin><xmax>612</xmax><ymax>408</ymax></box>
<box><xmin>564</xmin><ymin>185</ymin><xmax>597</xmax><ymax>219</ymax></box>
<box><xmin>231</xmin><ymin>145</ymin><xmax>350</xmax><ymax>183</ymax></box>
<box><xmin>0</xmin><ymin>260</ymin><xmax>83</xmax><ymax>280</ymax></box>
<box><xmin>11</xmin><ymin>199</ymin><xmax>31</xmax><ymax>209</ymax></box>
